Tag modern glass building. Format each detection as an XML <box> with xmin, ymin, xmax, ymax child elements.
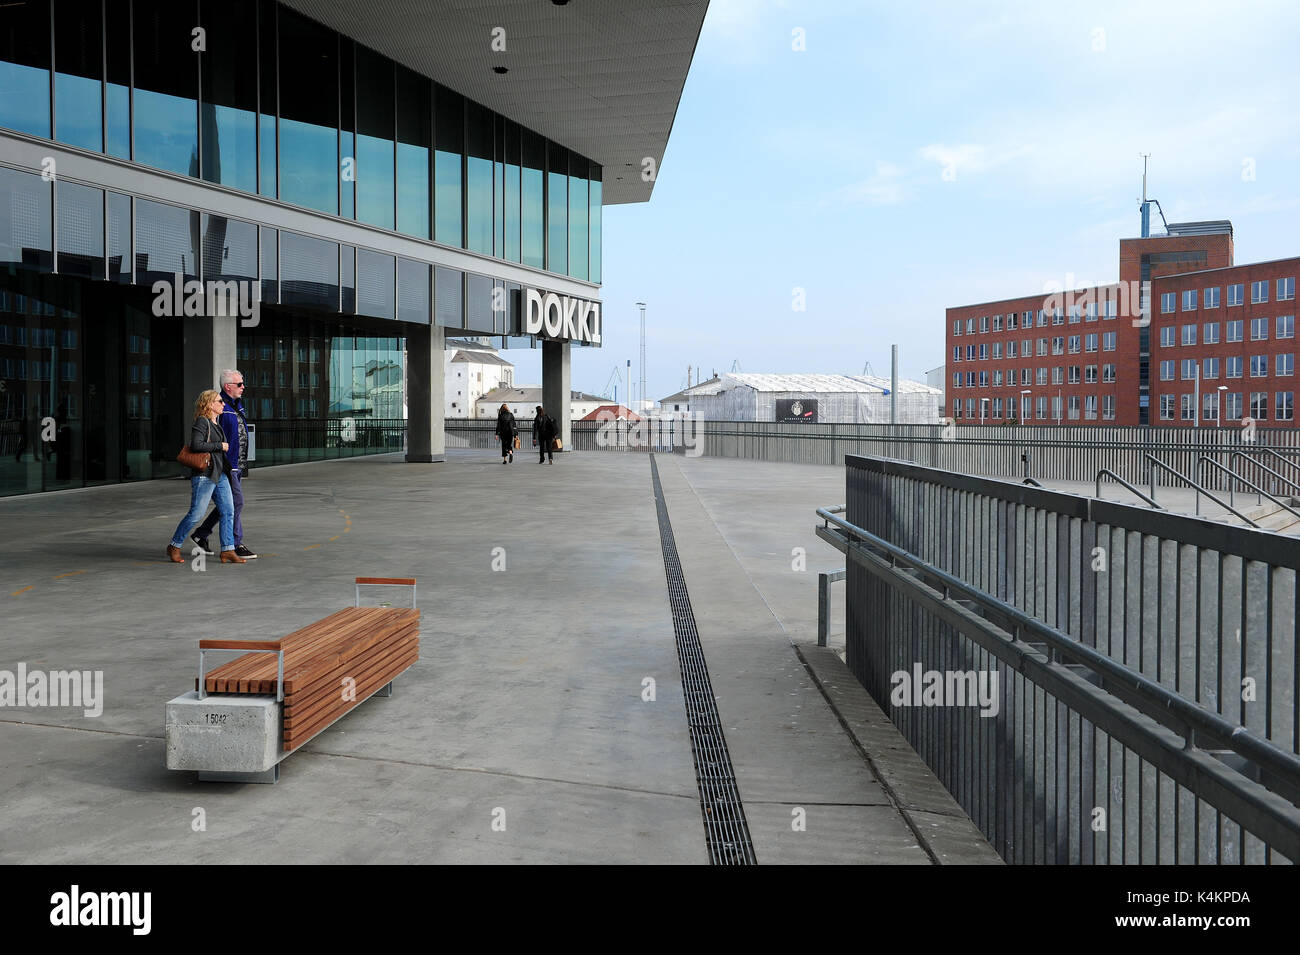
<box><xmin>0</xmin><ymin>0</ymin><xmax>704</xmax><ymax>495</ymax></box>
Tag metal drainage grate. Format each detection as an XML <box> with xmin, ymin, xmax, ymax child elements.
<box><xmin>649</xmin><ymin>455</ymin><xmax>757</xmax><ymax>865</ymax></box>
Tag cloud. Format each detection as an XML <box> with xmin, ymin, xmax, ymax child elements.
<box><xmin>917</xmin><ymin>142</ymin><xmax>1034</xmax><ymax>180</ymax></box>
<box><xmin>832</xmin><ymin>162</ymin><xmax>908</xmax><ymax>205</ymax></box>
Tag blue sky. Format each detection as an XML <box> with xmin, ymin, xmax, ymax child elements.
<box><xmin>517</xmin><ymin>0</ymin><xmax>1300</xmax><ymax>402</ymax></box>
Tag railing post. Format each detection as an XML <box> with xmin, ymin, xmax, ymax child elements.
<box><xmin>818</xmin><ymin>572</ymin><xmax>829</xmax><ymax>647</ymax></box>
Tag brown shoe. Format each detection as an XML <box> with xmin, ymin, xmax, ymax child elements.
<box><xmin>220</xmin><ymin>550</ymin><xmax>247</xmax><ymax>564</ymax></box>
<box><xmin>166</xmin><ymin>545</ymin><xmax>184</xmax><ymax>563</ymax></box>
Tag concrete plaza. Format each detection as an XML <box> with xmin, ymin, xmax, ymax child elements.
<box><xmin>0</xmin><ymin>451</ymin><xmax>997</xmax><ymax>864</ymax></box>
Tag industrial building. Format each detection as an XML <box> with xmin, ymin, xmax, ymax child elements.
<box><xmin>945</xmin><ymin>207</ymin><xmax>1299</xmax><ymax>427</ymax></box>
<box><xmin>686</xmin><ymin>373</ymin><xmax>943</xmax><ymax>424</ymax></box>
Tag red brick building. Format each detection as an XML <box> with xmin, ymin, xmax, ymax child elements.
<box><xmin>943</xmin><ymin>222</ymin><xmax>1297</xmax><ymax>427</ymax></box>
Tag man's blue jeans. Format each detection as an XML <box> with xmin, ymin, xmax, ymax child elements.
<box><xmin>171</xmin><ymin>474</ymin><xmax>235</xmax><ymax>552</ymax></box>
<box><xmin>195</xmin><ymin>467</ymin><xmax>242</xmax><ymax>547</ymax></box>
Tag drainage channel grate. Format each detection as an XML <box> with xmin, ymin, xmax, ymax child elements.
<box><xmin>649</xmin><ymin>454</ymin><xmax>757</xmax><ymax>865</ymax></box>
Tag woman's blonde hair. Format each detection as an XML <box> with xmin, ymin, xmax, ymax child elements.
<box><xmin>194</xmin><ymin>389</ymin><xmax>222</xmax><ymax>420</ymax></box>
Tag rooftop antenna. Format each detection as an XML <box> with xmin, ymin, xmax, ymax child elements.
<box><xmin>1138</xmin><ymin>154</ymin><xmax>1169</xmax><ymax>237</ymax></box>
<box><xmin>862</xmin><ymin>360</ymin><xmax>875</xmax><ymax>377</ymax></box>
<box><xmin>730</xmin><ymin>359</ymin><xmax>742</xmax><ymax>373</ymax></box>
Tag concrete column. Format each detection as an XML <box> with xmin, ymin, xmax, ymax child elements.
<box><xmin>542</xmin><ymin>339</ymin><xmax>571</xmax><ymax>451</ymax></box>
<box><xmin>406</xmin><ymin>322</ymin><xmax>445</xmax><ymax>462</ymax></box>
<box><xmin>182</xmin><ymin>315</ymin><xmax>237</xmax><ymax>409</ymax></box>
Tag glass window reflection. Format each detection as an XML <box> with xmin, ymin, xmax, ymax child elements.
<box><xmin>546</xmin><ymin>142</ymin><xmax>567</xmax><ymax>274</ymax></box>
<box><xmin>54</xmin><ymin>0</ymin><xmax>103</xmax><ymax>152</ymax></box>
<box><xmin>199</xmin><ymin>0</ymin><xmax>258</xmax><ymax>193</ymax></box>
<box><xmin>0</xmin><ymin>0</ymin><xmax>51</xmax><ymax>138</ymax></box>
<box><xmin>394</xmin><ymin>65</ymin><xmax>429</xmax><ymax>238</ymax></box>
<box><xmin>520</xmin><ymin>129</ymin><xmax>544</xmax><ymax>269</ymax></box>
<box><xmin>466</xmin><ymin>100</ymin><xmax>493</xmax><ymax>254</ymax></box>
<box><xmin>277</xmin><ymin>9</ymin><xmax>338</xmax><ymax>215</ymax></box>
<box><xmin>567</xmin><ymin>152</ymin><xmax>587</xmax><ymax>280</ymax></box>
<box><xmin>589</xmin><ymin>164</ymin><xmax>602</xmax><ymax>284</ymax></box>
<box><xmin>56</xmin><ymin>181</ymin><xmax>104</xmax><ymax>279</ymax></box>
<box><xmin>357</xmin><ymin>47</ymin><xmax>395</xmax><ymax>230</ymax></box>
<box><xmin>133</xmin><ymin>0</ymin><xmax>199</xmax><ymax>177</ymax></box>
<box><xmin>434</xmin><ymin>86</ymin><xmax>463</xmax><ymax>247</ymax></box>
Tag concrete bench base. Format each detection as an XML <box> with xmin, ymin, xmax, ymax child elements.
<box><xmin>166</xmin><ymin>682</ymin><xmax>394</xmax><ymax>783</ymax></box>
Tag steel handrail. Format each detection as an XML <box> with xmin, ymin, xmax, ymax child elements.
<box><xmin>1144</xmin><ymin>453</ymin><xmax>1259</xmax><ymax>527</ymax></box>
<box><xmin>1203</xmin><ymin>456</ymin><xmax>1300</xmax><ymax>522</ymax></box>
<box><xmin>1233</xmin><ymin>451</ymin><xmax>1300</xmax><ymax>499</ymax></box>
<box><xmin>1252</xmin><ymin>447</ymin><xmax>1300</xmax><ymax>482</ymax></box>
<box><xmin>1096</xmin><ymin>468</ymin><xmax>1162</xmax><ymax>508</ymax></box>
<box><xmin>815</xmin><ymin>505</ymin><xmax>1300</xmax><ymax>803</ymax></box>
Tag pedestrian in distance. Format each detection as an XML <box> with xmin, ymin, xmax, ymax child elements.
<box><xmin>532</xmin><ymin>405</ymin><xmax>557</xmax><ymax>464</ymax></box>
<box><xmin>192</xmin><ymin>369</ymin><xmax>256</xmax><ymax>559</ymax></box>
<box><xmin>167</xmin><ymin>390</ymin><xmax>245</xmax><ymax>564</ymax></box>
<box><xmin>495</xmin><ymin>403</ymin><xmax>517</xmax><ymax>464</ymax></box>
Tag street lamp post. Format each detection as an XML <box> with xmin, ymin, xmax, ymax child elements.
<box><xmin>635</xmin><ymin>302</ymin><xmax>646</xmax><ymax>413</ymax></box>
<box><xmin>1217</xmin><ymin>384</ymin><xmax>1228</xmax><ymax>427</ymax></box>
<box><xmin>1193</xmin><ymin>363</ymin><xmax>1200</xmax><ymax>429</ymax></box>
<box><xmin>1019</xmin><ymin>388</ymin><xmax>1031</xmax><ymax>476</ymax></box>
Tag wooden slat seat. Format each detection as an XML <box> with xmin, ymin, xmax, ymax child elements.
<box><xmin>198</xmin><ymin>606</ymin><xmax>419</xmax><ymax>751</ymax></box>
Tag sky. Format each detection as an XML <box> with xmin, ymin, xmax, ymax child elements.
<box><xmin>512</xmin><ymin>0</ymin><xmax>1300</xmax><ymax>403</ymax></box>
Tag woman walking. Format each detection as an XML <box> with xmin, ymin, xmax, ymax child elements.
<box><xmin>167</xmin><ymin>390</ymin><xmax>244</xmax><ymax>564</ymax></box>
<box><xmin>495</xmin><ymin>403</ymin><xmax>517</xmax><ymax>464</ymax></box>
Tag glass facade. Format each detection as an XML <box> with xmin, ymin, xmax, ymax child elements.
<box><xmin>0</xmin><ymin>0</ymin><xmax>601</xmax><ymax>281</ymax></box>
<box><xmin>0</xmin><ymin>0</ymin><xmax>608</xmax><ymax>497</ymax></box>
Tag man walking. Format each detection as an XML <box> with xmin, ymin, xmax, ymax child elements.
<box><xmin>193</xmin><ymin>369</ymin><xmax>256</xmax><ymax>559</ymax></box>
<box><xmin>532</xmin><ymin>405</ymin><xmax>557</xmax><ymax>464</ymax></box>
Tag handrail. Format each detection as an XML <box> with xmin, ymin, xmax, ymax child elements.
<box><xmin>1144</xmin><ymin>454</ymin><xmax>1259</xmax><ymax>527</ymax></box>
<box><xmin>1233</xmin><ymin>451</ymin><xmax>1300</xmax><ymax>499</ymax></box>
<box><xmin>1252</xmin><ymin>447</ymin><xmax>1300</xmax><ymax>483</ymax></box>
<box><xmin>1204</xmin><ymin>456</ymin><xmax>1300</xmax><ymax>522</ymax></box>
<box><xmin>1096</xmin><ymin>468</ymin><xmax>1162</xmax><ymax>508</ymax></box>
<box><xmin>1022</xmin><ymin>477</ymin><xmax>1043</xmax><ymax>487</ymax></box>
<box><xmin>814</xmin><ymin>505</ymin><xmax>1300</xmax><ymax>816</ymax></box>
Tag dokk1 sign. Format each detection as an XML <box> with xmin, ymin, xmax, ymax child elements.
<box><xmin>524</xmin><ymin>288</ymin><xmax>602</xmax><ymax>344</ymax></box>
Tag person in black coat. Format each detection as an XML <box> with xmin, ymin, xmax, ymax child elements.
<box><xmin>494</xmin><ymin>403</ymin><xmax>517</xmax><ymax>464</ymax></box>
<box><xmin>532</xmin><ymin>405</ymin><xmax>557</xmax><ymax>464</ymax></box>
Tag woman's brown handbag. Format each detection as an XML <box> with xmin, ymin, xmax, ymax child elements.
<box><xmin>552</xmin><ymin>437</ymin><xmax>563</xmax><ymax>451</ymax></box>
<box><xmin>177</xmin><ymin>445</ymin><xmax>210</xmax><ymax>471</ymax></box>
<box><xmin>513</xmin><ymin>435</ymin><xmax>521</xmax><ymax>450</ymax></box>
<box><xmin>177</xmin><ymin>420</ymin><xmax>213</xmax><ymax>471</ymax></box>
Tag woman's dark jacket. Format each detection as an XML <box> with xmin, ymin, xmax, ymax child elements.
<box><xmin>495</xmin><ymin>410</ymin><xmax>517</xmax><ymax>440</ymax></box>
<box><xmin>189</xmin><ymin>417</ymin><xmax>233</xmax><ymax>481</ymax></box>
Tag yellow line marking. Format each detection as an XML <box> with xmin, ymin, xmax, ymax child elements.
<box><xmin>11</xmin><ymin>586</ymin><xmax>34</xmax><ymax>596</ymax></box>
<box><xmin>329</xmin><ymin>535</ymin><xmax>340</xmax><ymax>542</ymax></box>
<box><xmin>53</xmin><ymin>570</ymin><xmax>87</xmax><ymax>579</ymax></box>
<box><xmin>304</xmin><ymin>544</ymin><xmax>322</xmax><ymax>550</ymax></box>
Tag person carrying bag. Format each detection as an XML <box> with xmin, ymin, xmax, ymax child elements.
<box><xmin>532</xmin><ymin>405</ymin><xmax>558</xmax><ymax>465</ymax></box>
<box><xmin>165</xmin><ymin>390</ymin><xmax>245</xmax><ymax>564</ymax></box>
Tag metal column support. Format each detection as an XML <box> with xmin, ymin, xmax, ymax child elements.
<box><xmin>817</xmin><ymin>569</ymin><xmax>846</xmax><ymax>647</ymax></box>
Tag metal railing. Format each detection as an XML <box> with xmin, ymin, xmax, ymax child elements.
<box><xmin>831</xmin><ymin>453</ymin><xmax>1300</xmax><ymax>863</ymax></box>
<box><xmin>687</xmin><ymin>420</ymin><xmax>1300</xmax><ymax>491</ymax></box>
<box><xmin>1200</xmin><ymin>456</ymin><xmax>1300</xmax><ymax>521</ymax></box>
<box><xmin>1233</xmin><ymin>451</ymin><xmax>1300</xmax><ymax>501</ymax></box>
<box><xmin>1144</xmin><ymin>453</ymin><xmax>1258</xmax><ymax>526</ymax></box>
<box><xmin>1096</xmin><ymin>468</ymin><xmax>1162</xmax><ymax>509</ymax></box>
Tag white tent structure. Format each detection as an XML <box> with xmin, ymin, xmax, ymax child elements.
<box><xmin>689</xmin><ymin>373</ymin><xmax>943</xmax><ymax>424</ymax></box>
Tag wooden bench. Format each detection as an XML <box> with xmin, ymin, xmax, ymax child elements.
<box><xmin>166</xmin><ymin>578</ymin><xmax>419</xmax><ymax>782</ymax></box>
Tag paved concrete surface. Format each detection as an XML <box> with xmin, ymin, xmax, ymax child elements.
<box><xmin>0</xmin><ymin>450</ymin><xmax>996</xmax><ymax>864</ymax></box>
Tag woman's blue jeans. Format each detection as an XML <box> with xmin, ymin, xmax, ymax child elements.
<box><xmin>170</xmin><ymin>474</ymin><xmax>235</xmax><ymax>552</ymax></box>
